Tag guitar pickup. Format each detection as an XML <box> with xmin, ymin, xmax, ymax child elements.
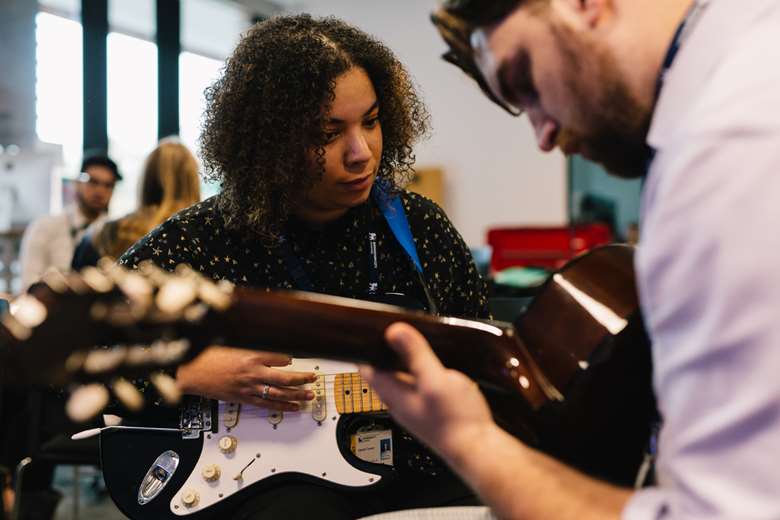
<box><xmin>222</xmin><ymin>402</ymin><xmax>241</xmax><ymax>429</ymax></box>
<box><xmin>311</xmin><ymin>374</ymin><xmax>327</xmax><ymax>422</ymax></box>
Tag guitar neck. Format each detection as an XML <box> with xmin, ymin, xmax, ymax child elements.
<box><xmin>333</xmin><ymin>372</ymin><xmax>387</xmax><ymax>415</ymax></box>
<box><xmin>199</xmin><ymin>289</ymin><xmax>555</xmax><ymax>410</ymax></box>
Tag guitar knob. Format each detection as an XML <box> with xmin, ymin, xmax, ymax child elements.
<box><xmin>218</xmin><ymin>435</ymin><xmax>238</xmax><ymax>454</ymax></box>
<box><xmin>201</xmin><ymin>464</ymin><xmax>221</xmax><ymax>482</ymax></box>
<box><xmin>181</xmin><ymin>489</ymin><xmax>199</xmax><ymax>508</ymax></box>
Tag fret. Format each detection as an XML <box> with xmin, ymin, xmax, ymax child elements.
<box><xmin>370</xmin><ymin>384</ymin><xmax>385</xmax><ymax>411</ymax></box>
<box><xmin>351</xmin><ymin>373</ymin><xmax>362</xmax><ymax>413</ymax></box>
<box><xmin>343</xmin><ymin>373</ymin><xmax>354</xmax><ymax>414</ymax></box>
<box><xmin>333</xmin><ymin>372</ymin><xmax>387</xmax><ymax>415</ymax></box>
<box><xmin>360</xmin><ymin>373</ymin><xmax>372</xmax><ymax>411</ymax></box>
<box><xmin>335</xmin><ymin>373</ymin><xmax>347</xmax><ymax>414</ymax></box>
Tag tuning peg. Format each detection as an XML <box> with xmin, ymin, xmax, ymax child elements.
<box><xmin>0</xmin><ymin>313</ymin><xmax>31</xmax><ymax>341</ymax></box>
<box><xmin>63</xmin><ymin>272</ymin><xmax>91</xmax><ymax>295</ymax></box>
<box><xmin>66</xmin><ymin>383</ymin><xmax>110</xmax><ymax>422</ymax></box>
<box><xmin>150</xmin><ymin>372</ymin><xmax>181</xmax><ymax>405</ymax></box>
<box><xmin>40</xmin><ymin>268</ymin><xmax>70</xmax><ymax>294</ymax></box>
<box><xmin>8</xmin><ymin>294</ymin><xmax>47</xmax><ymax>329</ymax></box>
<box><xmin>89</xmin><ymin>302</ymin><xmax>109</xmax><ymax>321</ymax></box>
<box><xmin>65</xmin><ymin>351</ymin><xmax>87</xmax><ymax>373</ymax></box>
<box><xmin>149</xmin><ymin>339</ymin><xmax>191</xmax><ymax>366</ymax></box>
<box><xmin>174</xmin><ymin>263</ymin><xmax>197</xmax><ymax>278</ymax></box>
<box><xmin>197</xmin><ymin>280</ymin><xmax>233</xmax><ymax>311</ymax></box>
<box><xmin>184</xmin><ymin>303</ymin><xmax>209</xmax><ymax>323</ymax></box>
<box><xmin>82</xmin><ymin>346</ymin><xmax>128</xmax><ymax>374</ymax></box>
<box><xmin>126</xmin><ymin>345</ymin><xmax>153</xmax><ymax>366</ymax></box>
<box><xmin>102</xmin><ymin>300</ymin><xmax>138</xmax><ymax>326</ymax></box>
<box><xmin>118</xmin><ymin>272</ymin><xmax>154</xmax><ymax>309</ymax></box>
<box><xmin>137</xmin><ymin>260</ymin><xmax>170</xmax><ymax>287</ymax></box>
<box><xmin>80</xmin><ymin>266</ymin><xmax>114</xmax><ymax>293</ymax></box>
<box><xmin>156</xmin><ymin>278</ymin><xmax>198</xmax><ymax>314</ymax></box>
<box><xmin>112</xmin><ymin>377</ymin><xmax>144</xmax><ymax>412</ymax></box>
<box><xmin>103</xmin><ymin>414</ymin><xmax>123</xmax><ymax>426</ymax></box>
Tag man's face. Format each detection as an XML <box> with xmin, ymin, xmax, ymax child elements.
<box><xmin>480</xmin><ymin>3</ymin><xmax>653</xmax><ymax>177</ymax></box>
<box><xmin>76</xmin><ymin>165</ymin><xmax>115</xmax><ymax>215</ymax></box>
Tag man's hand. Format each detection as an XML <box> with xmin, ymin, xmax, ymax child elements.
<box><xmin>176</xmin><ymin>346</ymin><xmax>317</xmax><ymax>411</ymax></box>
<box><xmin>359</xmin><ymin>322</ymin><xmax>495</xmax><ymax>460</ymax></box>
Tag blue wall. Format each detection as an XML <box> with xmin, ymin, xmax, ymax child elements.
<box><xmin>569</xmin><ymin>156</ymin><xmax>642</xmax><ymax>240</ymax></box>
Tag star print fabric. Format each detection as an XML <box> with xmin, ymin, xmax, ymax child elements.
<box><xmin>119</xmin><ymin>191</ymin><xmax>488</xmax><ymax>319</ymax></box>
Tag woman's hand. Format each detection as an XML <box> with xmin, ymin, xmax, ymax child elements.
<box><xmin>176</xmin><ymin>345</ymin><xmax>317</xmax><ymax>411</ymax></box>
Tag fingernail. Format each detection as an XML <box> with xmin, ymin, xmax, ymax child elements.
<box><xmin>305</xmin><ymin>391</ymin><xmax>314</xmax><ymax>400</ymax></box>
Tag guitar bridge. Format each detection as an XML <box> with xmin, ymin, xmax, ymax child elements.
<box><xmin>179</xmin><ymin>397</ymin><xmax>214</xmax><ymax>439</ymax></box>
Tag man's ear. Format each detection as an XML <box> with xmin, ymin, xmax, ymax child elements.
<box><xmin>556</xmin><ymin>0</ymin><xmax>611</xmax><ymax>29</ymax></box>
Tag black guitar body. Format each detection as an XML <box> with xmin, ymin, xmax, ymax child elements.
<box><xmin>100</xmin><ymin>413</ymin><xmax>426</xmax><ymax>520</ymax></box>
<box><xmin>101</xmin><ymin>428</ymin><xmax>205</xmax><ymax>520</ymax></box>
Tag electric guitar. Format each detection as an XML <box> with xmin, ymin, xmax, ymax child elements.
<box><xmin>97</xmin><ymin>245</ymin><xmax>654</xmax><ymax>519</ymax></box>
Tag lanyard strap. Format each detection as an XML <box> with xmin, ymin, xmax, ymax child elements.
<box><xmin>654</xmin><ymin>0</ymin><xmax>709</xmax><ymax>100</ymax></box>
<box><xmin>373</xmin><ymin>186</ymin><xmax>423</xmax><ymax>274</ymax></box>
<box><xmin>278</xmin><ymin>186</ymin><xmax>424</xmax><ymax>296</ymax></box>
<box><xmin>646</xmin><ymin>0</ymin><xmax>709</xmax><ymax>175</ymax></box>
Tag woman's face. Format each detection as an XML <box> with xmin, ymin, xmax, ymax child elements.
<box><xmin>296</xmin><ymin>66</ymin><xmax>383</xmax><ymax>224</ymax></box>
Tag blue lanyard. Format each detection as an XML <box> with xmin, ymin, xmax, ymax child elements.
<box><xmin>646</xmin><ymin>1</ymin><xmax>708</xmax><ymax>175</ymax></box>
<box><xmin>655</xmin><ymin>1</ymin><xmax>707</xmax><ymax>99</ymax></box>
<box><xmin>278</xmin><ymin>186</ymin><xmax>434</xmax><ymax>310</ymax></box>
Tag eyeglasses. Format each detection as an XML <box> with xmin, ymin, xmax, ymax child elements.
<box><xmin>77</xmin><ymin>171</ymin><xmax>116</xmax><ymax>190</ymax></box>
<box><xmin>431</xmin><ymin>1</ymin><xmax>523</xmax><ymax>116</ymax></box>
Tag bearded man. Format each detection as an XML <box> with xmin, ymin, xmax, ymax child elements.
<box><xmin>19</xmin><ymin>153</ymin><xmax>120</xmax><ymax>290</ymax></box>
<box><xmin>363</xmin><ymin>1</ymin><xmax>780</xmax><ymax>519</ymax></box>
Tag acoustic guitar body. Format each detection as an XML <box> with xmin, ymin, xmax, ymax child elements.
<box><xmin>505</xmin><ymin>245</ymin><xmax>656</xmax><ymax>485</ymax></box>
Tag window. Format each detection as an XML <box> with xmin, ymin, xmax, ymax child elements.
<box><xmin>106</xmin><ymin>31</ymin><xmax>158</xmax><ymax>216</ymax></box>
<box><xmin>180</xmin><ymin>0</ymin><xmax>251</xmax><ymax>198</ymax></box>
<box><xmin>179</xmin><ymin>51</ymin><xmax>223</xmax><ymax>197</ymax></box>
<box><xmin>34</xmin><ymin>12</ymin><xmax>82</xmax><ymax>179</ymax></box>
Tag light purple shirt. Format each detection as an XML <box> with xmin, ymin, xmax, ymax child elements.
<box><xmin>624</xmin><ymin>0</ymin><xmax>780</xmax><ymax>518</ymax></box>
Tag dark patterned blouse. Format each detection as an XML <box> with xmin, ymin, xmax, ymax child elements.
<box><xmin>119</xmin><ymin>191</ymin><xmax>488</xmax><ymax>319</ymax></box>
<box><xmin>117</xmin><ymin>191</ymin><xmax>486</xmax><ymax>507</ymax></box>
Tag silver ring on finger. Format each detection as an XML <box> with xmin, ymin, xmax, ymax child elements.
<box><xmin>261</xmin><ymin>384</ymin><xmax>271</xmax><ymax>400</ymax></box>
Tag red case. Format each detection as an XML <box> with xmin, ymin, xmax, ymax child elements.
<box><xmin>487</xmin><ymin>224</ymin><xmax>613</xmax><ymax>272</ymax></box>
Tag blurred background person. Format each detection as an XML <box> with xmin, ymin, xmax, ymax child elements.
<box><xmin>18</xmin><ymin>153</ymin><xmax>120</xmax><ymax>290</ymax></box>
<box><xmin>72</xmin><ymin>138</ymin><xmax>201</xmax><ymax>269</ymax></box>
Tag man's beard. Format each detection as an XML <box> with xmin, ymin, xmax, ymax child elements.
<box><xmin>76</xmin><ymin>191</ymin><xmax>107</xmax><ymax>219</ymax></box>
<box><xmin>553</xmin><ymin>24</ymin><xmax>654</xmax><ymax>178</ymax></box>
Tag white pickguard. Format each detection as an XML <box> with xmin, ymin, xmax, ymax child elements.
<box><xmin>170</xmin><ymin>358</ymin><xmax>383</xmax><ymax>516</ymax></box>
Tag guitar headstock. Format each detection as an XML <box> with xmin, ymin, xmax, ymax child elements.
<box><xmin>0</xmin><ymin>260</ymin><xmax>235</xmax><ymax>421</ymax></box>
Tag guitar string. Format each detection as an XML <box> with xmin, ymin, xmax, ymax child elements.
<box><xmin>214</xmin><ymin>377</ymin><xmax>387</xmax><ymax>419</ymax></box>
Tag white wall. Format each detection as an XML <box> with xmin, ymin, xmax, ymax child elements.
<box><xmin>285</xmin><ymin>0</ymin><xmax>567</xmax><ymax>245</ymax></box>
<box><xmin>0</xmin><ymin>0</ymin><xmax>37</xmax><ymax>147</ymax></box>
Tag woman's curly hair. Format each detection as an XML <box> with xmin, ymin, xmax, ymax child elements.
<box><xmin>200</xmin><ymin>14</ymin><xmax>431</xmax><ymax>239</ymax></box>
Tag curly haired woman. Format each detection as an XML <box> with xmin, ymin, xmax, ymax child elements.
<box><xmin>120</xmin><ymin>14</ymin><xmax>487</xmax><ymax>519</ymax></box>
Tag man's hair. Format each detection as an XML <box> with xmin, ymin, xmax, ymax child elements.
<box><xmin>80</xmin><ymin>151</ymin><xmax>122</xmax><ymax>181</ymax></box>
<box><xmin>432</xmin><ymin>1</ymin><xmax>549</xmax><ymax>115</ymax></box>
<box><xmin>440</xmin><ymin>0</ymin><xmax>525</xmax><ymax>26</ymax></box>
<box><xmin>200</xmin><ymin>14</ymin><xmax>431</xmax><ymax>239</ymax></box>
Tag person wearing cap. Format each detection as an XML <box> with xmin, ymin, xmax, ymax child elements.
<box><xmin>362</xmin><ymin>1</ymin><xmax>780</xmax><ymax>519</ymax></box>
<box><xmin>19</xmin><ymin>153</ymin><xmax>120</xmax><ymax>290</ymax></box>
